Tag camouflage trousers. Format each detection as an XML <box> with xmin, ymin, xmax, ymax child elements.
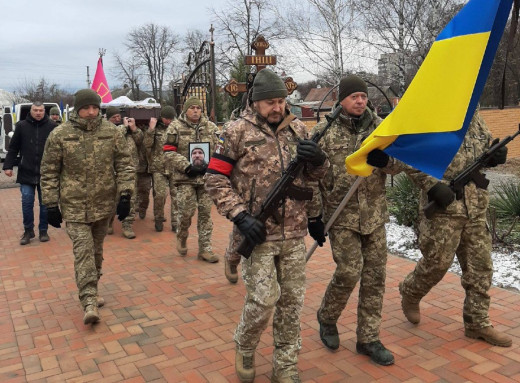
<box><xmin>234</xmin><ymin>238</ymin><xmax>306</xmax><ymax>378</ymax></box>
<box><xmin>152</xmin><ymin>172</ymin><xmax>178</xmax><ymax>225</ymax></box>
<box><xmin>400</xmin><ymin>214</ymin><xmax>493</xmax><ymax>330</ymax></box>
<box><xmin>66</xmin><ymin>218</ymin><xmax>110</xmax><ymax>309</ymax></box>
<box><xmin>225</xmin><ymin>225</ymin><xmax>242</xmax><ymax>266</ymax></box>
<box><xmin>136</xmin><ymin>172</ymin><xmax>152</xmax><ymax>215</ymax></box>
<box><xmin>318</xmin><ymin>225</ymin><xmax>387</xmax><ymax>343</ymax></box>
<box><xmin>176</xmin><ymin>183</ymin><xmax>213</xmax><ymax>253</ymax></box>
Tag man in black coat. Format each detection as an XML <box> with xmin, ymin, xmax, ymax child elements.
<box><xmin>3</xmin><ymin>101</ymin><xmax>56</xmax><ymax>245</ymax></box>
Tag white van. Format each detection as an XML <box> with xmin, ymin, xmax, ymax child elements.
<box><xmin>0</xmin><ymin>102</ymin><xmax>61</xmax><ymax>160</ymax></box>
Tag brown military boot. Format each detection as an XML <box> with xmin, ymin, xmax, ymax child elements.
<box><xmin>97</xmin><ymin>296</ymin><xmax>105</xmax><ymax>308</ymax></box>
<box><xmin>83</xmin><ymin>304</ymin><xmax>100</xmax><ymax>325</ymax></box>
<box><xmin>138</xmin><ymin>210</ymin><xmax>146</xmax><ymax>219</ymax></box>
<box><xmin>235</xmin><ymin>349</ymin><xmax>255</xmax><ymax>383</ymax></box>
<box><xmin>107</xmin><ymin>224</ymin><xmax>114</xmax><ymax>235</ymax></box>
<box><xmin>198</xmin><ymin>250</ymin><xmax>219</xmax><ymax>263</ymax></box>
<box><xmin>399</xmin><ymin>282</ymin><xmax>420</xmax><ymax>324</ymax></box>
<box><xmin>177</xmin><ymin>237</ymin><xmax>187</xmax><ymax>256</ymax></box>
<box><xmin>122</xmin><ymin>222</ymin><xmax>136</xmax><ymax>239</ymax></box>
<box><xmin>271</xmin><ymin>374</ymin><xmax>302</xmax><ymax>383</ymax></box>
<box><xmin>465</xmin><ymin>326</ymin><xmax>512</xmax><ymax>347</ymax></box>
<box><xmin>225</xmin><ymin>258</ymin><xmax>238</xmax><ymax>284</ymax></box>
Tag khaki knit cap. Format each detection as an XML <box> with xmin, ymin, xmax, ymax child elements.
<box><xmin>106</xmin><ymin>106</ymin><xmax>120</xmax><ymax>119</ymax></box>
<box><xmin>182</xmin><ymin>96</ymin><xmax>203</xmax><ymax>114</ymax></box>
<box><xmin>49</xmin><ymin>106</ymin><xmax>60</xmax><ymax>116</ymax></box>
<box><xmin>160</xmin><ymin>105</ymin><xmax>177</xmax><ymax>119</ymax></box>
<box><xmin>251</xmin><ymin>69</ymin><xmax>288</xmax><ymax>101</ymax></box>
<box><xmin>74</xmin><ymin>89</ymin><xmax>101</xmax><ymax>111</ymax></box>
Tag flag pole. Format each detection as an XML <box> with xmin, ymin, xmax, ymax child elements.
<box><xmin>306</xmin><ymin>176</ymin><xmax>363</xmax><ymax>262</ymax></box>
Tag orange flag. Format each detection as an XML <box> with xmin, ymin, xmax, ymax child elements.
<box><xmin>91</xmin><ymin>58</ymin><xmax>112</xmax><ymax>103</ymax></box>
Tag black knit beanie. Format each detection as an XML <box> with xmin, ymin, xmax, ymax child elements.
<box><xmin>74</xmin><ymin>89</ymin><xmax>101</xmax><ymax>111</ymax></box>
<box><xmin>338</xmin><ymin>75</ymin><xmax>368</xmax><ymax>101</ymax></box>
<box><xmin>251</xmin><ymin>69</ymin><xmax>288</xmax><ymax>101</ymax></box>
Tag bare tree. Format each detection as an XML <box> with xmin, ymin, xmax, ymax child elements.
<box><xmin>210</xmin><ymin>0</ymin><xmax>286</xmax><ymax>80</ymax></box>
<box><xmin>14</xmin><ymin>78</ymin><xmax>73</xmax><ymax>105</ymax></box>
<box><xmin>277</xmin><ymin>0</ymin><xmax>359</xmax><ymax>85</ymax></box>
<box><xmin>124</xmin><ymin>23</ymin><xmax>180</xmax><ymax>102</ymax></box>
<box><xmin>113</xmin><ymin>52</ymin><xmax>145</xmax><ymax>100</ymax></box>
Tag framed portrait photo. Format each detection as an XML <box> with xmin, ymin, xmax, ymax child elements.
<box><xmin>189</xmin><ymin>142</ymin><xmax>210</xmax><ymax>166</ymax></box>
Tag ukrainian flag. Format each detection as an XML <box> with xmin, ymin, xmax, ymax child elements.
<box><xmin>346</xmin><ymin>0</ymin><xmax>514</xmax><ymax>179</ymax></box>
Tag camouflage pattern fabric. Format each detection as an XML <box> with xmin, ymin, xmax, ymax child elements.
<box><xmin>136</xmin><ymin>126</ymin><xmax>149</xmax><ymax>173</ymax></box>
<box><xmin>66</xmin><ymin>218</ymin><xmax>110</xmax><ymax>309</ymax></box>
<box><xmin>144</xmin><ymin>120</ymin><xmax>169</xmax><ymax>174</ymax></box>
<box><xmin>136</xmin><ymin>172</ymin><xmax>152</xmax><ymax>215</ymax></box>
<box><xmin>205</xmin><ymin>107</ymin><xmax>329</xmax><ymax>377</ymax></box>
<box><xmin>225</xmin><ymin>225</ymin><xmax>242</xmax><ymax>265</ymax></box>
<box><xmin>40</xmin><ymin>111</ymin><xmax>135</xmax><ymax>221</ymax></box>
<box><xmin>152</xmin><ymin>172</ymin><xmax>178</xmax><ymax>224</ymax></box>
<box><xmin>234</xmin><ymin>238</ymin><xmax>306</xmax><ymax>378</ymax></box>
<box><xmin>176</xmin><ymin>183</ymin><xmax>213</xmax><ymax>252</ymax></box>
<box><xmin>401</xmin><ymin>112</ymin><xmax>494</xmax><ymax>329</ymax></box>
<box><xmin>318</xmin><ymin>225</ymin><xmax>387</xmax><ymax>342</ymax></box>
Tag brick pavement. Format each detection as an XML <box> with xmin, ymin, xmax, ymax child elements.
<box><xmin>0</xmin><ymin>186</ymin><xmax>519</xmax><ymax>383</ymax></box>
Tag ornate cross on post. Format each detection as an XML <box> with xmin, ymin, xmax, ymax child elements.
<box><xmin>224</xmin><ymin>36</ymin><xmax>297</xmax><ymax>97</ymax></box>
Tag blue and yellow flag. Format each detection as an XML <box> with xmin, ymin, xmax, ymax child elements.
<box><xmin>346</xmin><ymin>0</ymin><xmax>513</xmax><ymax>179</ymax></box>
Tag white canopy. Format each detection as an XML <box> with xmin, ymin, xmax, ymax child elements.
<box><xmin>102</xmin><ymin>96</ymin><xmax>161</xmax><ymax>108</ymax></box>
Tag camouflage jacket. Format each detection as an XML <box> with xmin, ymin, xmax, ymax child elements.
<box><xmin>136</xmin><ymin>126</ymin><xmax>149</xmax><ymax>173</ymax></box>
<box><xmin>40</xmin><ymin>112</ymin><xmax>135</xmax><ymax>223</ymax></box>
<box><xmin>307</xmin><ymin>106</ymin><xmax>401</xmax><ymax>235</ymax></box>
<box><xmin>144</xmin><ymin>120</ymin><xmax>169</xmax><ymax>174</ymax></box>
<box><xmin>205</xmin><ymin>108</ymin><xmax>330</xmax><ymax>241</ymax></box>
<box><xmin>404</xmin><ymin>112</ymin><xmax>492</xmax><ymax>221</ymax></box>
<box><xmin>116</xmin><ymin>125</ymin><xmax>143</xmax><ymax>170</ymax></box>
<box><xmin>164</xmin><ymin>113</ymin><xmax>219</xmax><ymax>185</ymax></box>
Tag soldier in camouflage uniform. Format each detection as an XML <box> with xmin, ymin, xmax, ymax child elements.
<box><xmin>40</xmin><ymin>89</ymin><xmax>134</xmax><ymax>325</ymax></box>
<box><xmin>164</xmin><ymin>96</ymin><xmax>219</xmax><ymax>262</ymax></box>
<box><xmin>144</xmin><ymin>106</ymin><xmax>178</xmax><ymax>232</ymax></box>
<box><xmin>309</xmin><ymin>75</ymin><xmax>400</xmax><ymax>366</ymax></box>
<box><xmin>205</xmin><ymin>69</ymin><xmax>329</xmax><ymax>383</ymax></box>
<box><xmin>398</xmin><ymin>111</ymin><xmax>512</xmax><ymax>347</ymax></box>
<box><xmin>136</xmin><ymin>123</ymin><xmax>152</xmax><ymax>219</ymax></box>
<box><xmin>49</xmin><ymin>106</ymin><xmax>62</xmax><ymax>124</ymax></box>
<box><xmin>105</xmin><ymin>106</ymin><xmax>143</xmax><ymax>239</ymax></box>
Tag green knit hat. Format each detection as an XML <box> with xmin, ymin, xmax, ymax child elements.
<box><xmin>49</xmin><ymin>107</ymin><xmax>60</xmax><ymax>116</ymax></box>
<box><xmin>182</xmin><ymin>96</ymin><xmax>203</xmax><ymax>114</ymax></box>
<box><xmin>74</xmin><ymin>89</ymin><xmax>101</xmax><ymax>111</ymax></box>
<box><xmin>338</xmin><ymin>75</ymin><xmax>368</xmax><ymax>101</ymax></box>
<box><xmin>106</xmin><ymin>106</ymin><xmax>120</xmax><ymax>119</ymax></box>
<box><xmin>160</xmin><ymin>105</ymin><xmax>176</xmax><ymax>119</ymax></box>
<box><xmin>251</xmin><ymin>69</ymin><xmax>288</xmax><ymax>101</ymax></box>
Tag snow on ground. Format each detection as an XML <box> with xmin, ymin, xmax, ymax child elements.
<box><xmin>385</xmin><ymin>216</ymin><xmax>520</xmax><ymax>292</ymax></box>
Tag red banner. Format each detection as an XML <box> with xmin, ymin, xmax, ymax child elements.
<box><xmin>91</xmin><ymin>58</ymin><xmax>112</xmax><ymax>103</ymax></box>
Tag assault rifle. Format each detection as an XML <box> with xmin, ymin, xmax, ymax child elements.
<box><xmin>424</xmin><ymin>126</ymin><xmax>520</xmax><ymax>219</ymax></box>
<box><xmin>236</xmin><ymin>105</ymin><xmax>343</xmax><ymax>258</ymax></box>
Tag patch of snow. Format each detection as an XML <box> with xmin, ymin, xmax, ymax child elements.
<box><xmin>385</xmin><ymin>216</ymin><xmax>520</xmax><ymax>292</ymax></box>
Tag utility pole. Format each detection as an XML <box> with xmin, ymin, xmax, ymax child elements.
<box><xmin>86</xmin><ymin>66</ymin><xmax>91</xmax><ymax>88</ymax></box>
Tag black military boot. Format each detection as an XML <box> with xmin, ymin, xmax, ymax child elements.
<box><xmin>39</xmin><ymin>230</ymin><xmax>50</xmax><ymax>242</ymax></box>
<box><xmin>356</xmin><ymin>340</ymin><xmax>395</xmax><ymax>366</ymax></box>
<box><xmin>155</xmin><ymin>220</ymin><xmax>163</xmax><ymax>232</ymax></box>
<box><xmin>317</xmin><ymin>311</ymin><xmax>339</xmax><ymax>350</ymax></box>
<box><xmin>20</xmin><ymin>228</ymin><xmax>35</xmax><ymax>245</ymax></box>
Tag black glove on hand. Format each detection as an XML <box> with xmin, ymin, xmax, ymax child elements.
<box><xmin>366</xmin><ymin>149</ymin><xmax>389</xmax><ymax>168</ymax></box>
<box><xmin>486</xmin><ymin>138</ymin><xmax>507</xmax><ymax>167</ymax></box>
<box><xmin>116</xmin><ymin>194</ymin><xmax>131</xmax><ymax>221</ymax></box>
<box><xmin>427</xmin><ymin>182</ymin><xmax>455</xmax><ymax>209</ymax></box>
<box><xmin>232</xmin><ymin>211</ymin><xmax>267</xmax><ymax>245</ymax></box>
<box><xmin>308</xmin><ymin>215</ymin><xmax>326</xmax><ymax>247</ymax></box>
<box><xmin>46</xmin><ymin>206</ymin><xmax>62</xmax><ymax>228</ymax></box>
<box><xmin>296</xmin><ymin>139</ymin><xmax>326</xmax><ymax>166</ymax></box>
<box><xmin>185</xmin><ymin>164</ymin><xmax>206</xmax><ymax>178</ymax></box>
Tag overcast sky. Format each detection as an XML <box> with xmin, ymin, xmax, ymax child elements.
<box><xmin>0</xmin><ymin>0</ymin><xmax>231</xmax><ymax>92</ymax></box>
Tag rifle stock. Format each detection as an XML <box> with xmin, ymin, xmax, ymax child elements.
<box><xmin>236</xmin><ymin>105</ymin><xmax>343</xmax><ymax>258</ymax></box>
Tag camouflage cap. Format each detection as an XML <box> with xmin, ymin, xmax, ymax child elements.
<box><xmin>251</xmin><ymin>69</ymin><xmax>287</xmax><ymax>101</ymax></box>
<box><xmin>74</xmin><ymin>89</ymin><xmax>101</xmax><ymax>111</ymax></box>
<box><xmin>49</xmin><ymin>106</ymin><xmax>60</xmax><ymax>116</ymax></box>
<box><xmin>106</xmin><ymin>106</ymin><xmax>120</xmax><ymax>119</ymax></box>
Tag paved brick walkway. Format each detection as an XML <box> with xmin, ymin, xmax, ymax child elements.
<box><xmin>0</xmin><ymin>186</ymin><xmax>519</xmax><ymax>382</ymax></box>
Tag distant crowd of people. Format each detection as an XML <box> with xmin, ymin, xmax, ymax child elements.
<box><xmin>2</xmin><ymin>69</ymin><xmax>512</xmax><ymax>383</ymax></box>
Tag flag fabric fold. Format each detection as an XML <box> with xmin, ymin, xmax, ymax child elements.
<box><xmin>346</xmin><ymin>0</ymin><xmax>513</xmax><ymax>179</ymax></box>
<box><xmin>91</xmin><ymin>57</ymin><xmax>112</xmax><ymax>103</ymax></box>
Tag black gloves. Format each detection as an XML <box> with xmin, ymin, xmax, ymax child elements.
<box><xmin>46</xmin><ymin>206</ymin><xmax>62</xmax><ymax>228</ymax></box>
<box><xmin>296</xmin><ymin>139</ymin><xmax>326</xmax><ymax>166</ymax></box>
<box><xmin>232</xmin><ymin>211</ymin><xmax>267</xmax><ymax>245</ymax></box>
<box><xmin>308</xmin><ymin>215</ymin><xmax>326</xmax><ymax>247</ymax></box>
<box><xmin>185</xmin><ymin>164</ymin><xmax>207</xmax><ymax>178</ymax></box>
<box><xmin>116</xmin><ymin>194</ymin><xmax>131</xmax><ymax>221</ymax></box>
<box><xmin>486</xmin><ymin>138</ymin><xmax>507</xmax><ymax>167</ymax></box>
<box><xmin>367</xmin><ymin>149</ymin><xmax>389</xmax><ymax>168</ymax></box>
<box><xmin>427</xmin><ymin>182</ymin><xmax>455</xmax><ymax>209</ymax></box>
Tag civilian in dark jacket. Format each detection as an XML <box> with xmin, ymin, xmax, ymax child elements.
<box><xmin>2</xmin><ymin>102</ymin><xmax>56</xmax><ymax>245</ymax></box>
